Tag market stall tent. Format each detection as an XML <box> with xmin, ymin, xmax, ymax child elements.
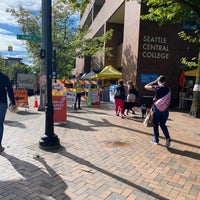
<box><xmin>90</xmin><ymin>65</ymin><xmax>122</xmax><ymax>80</ymax></box>
<box><xmin>80</xmin><ymin>73</ymin><xmax>87</xmax><ymax>79</ymax></box>
<box><xmin>185</xmin><ymin>69</ymin><xmax>197</xmax><ymax>77</ymax></box>
<box><xmin>81</xmin><ymin>71</ymin><xmax>96</xmax><ymax>80</ymax></box>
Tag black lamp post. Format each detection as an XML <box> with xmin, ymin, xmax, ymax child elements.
<box><xmin>53</xmin><ymin>46</ymin><xmax>57</xmax><ymax>83</ymax></box>
<box><xmin>39</xmin><ymin>0</ymin><xmax>60</xmax><ymax>149</ymax></box>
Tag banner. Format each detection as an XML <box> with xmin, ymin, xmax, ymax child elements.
<box><xmin>14</xmin><ymin>90</ymin><xmax>29</xmax><ymax>108</ymax></box>
<box><xmin>109</xmin><ymin>84</ymin><xmax>117</xmax><ymax>104</ymax></box>
<box><xmin>63</xmin><ymin>91</ymin><xmax>76</xmax><ymax>107</ymax></box>
<box><xmin>91</xmin><ymin>90</ymin><xmax>100</xmax><ymax>106</ymax></box>
<box><xmin>52</xmin><ymin>96</ymin><xmax>67</xmax><ymax>123</ymax></box>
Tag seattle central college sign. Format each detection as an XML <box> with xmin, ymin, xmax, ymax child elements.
<box><xmin>141</xmin><ymin>35</ymin><xmax>169</xmax><ymax>59</ymax></box>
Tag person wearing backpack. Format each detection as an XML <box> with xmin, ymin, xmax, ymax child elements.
<box><xmin>114</xmin><ymin>79</ymin><xmax>126</xmax><ymax>118</ymax></box>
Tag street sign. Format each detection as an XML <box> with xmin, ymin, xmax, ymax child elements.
<box><xmin>17</xmin><ymin>34</ymin><xmax>41</xmax><ymax>41</ymax></box>
<box><xmin>52</xmin><ymin>83</ymin><xmax>64</xmax><ymax>92</ymax></box>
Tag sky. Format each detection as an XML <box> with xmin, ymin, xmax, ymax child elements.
<box><xmin>0</xmin><ymin>1</ymin><xmax>41</xmax><ymax>65</ymax></box>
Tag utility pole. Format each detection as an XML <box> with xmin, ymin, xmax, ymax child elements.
<box><xmin>39</xmin><ymin>0</ymin><xmax>60</xmax><ymax>149</ymax></box>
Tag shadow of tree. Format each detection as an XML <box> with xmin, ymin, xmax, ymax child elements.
<box><xmin>122</xmin><ymin>44</ymin><xmax>137</xmax><ymax>81</ymax></box>
<box><xmin>66</xmin><ymin>111</ymin><xmax>200</xmax><ymax>149</ymax></box>
<box><xmin>0</xmin><ymin>152</ymin><xmax>70</xmax><ymax>200</ymax></box>
<box><xmin>57</xmin><ymin>147</ymin><xmax>169</xmax><ymax>200</ymax></box>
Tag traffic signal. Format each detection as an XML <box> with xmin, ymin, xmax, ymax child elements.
<box><xmin>39</xmin><ymin>49</ymin><xmax>46</xmax><ymax>59</ymax></box>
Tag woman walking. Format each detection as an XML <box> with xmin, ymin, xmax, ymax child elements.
<box><xmin>144</xmin><ymin>75</ymin><xmax>171</xmax><ymax>147</ymax></box>
<box><xmin>114</xmin><ymin>79</ymin><xmax>125</xmax><ymax>118</ymax></box>
<box><xmin>126</xmin><ymin>80</ymin><xmax>138</xmax><ymax>114</ymax></box>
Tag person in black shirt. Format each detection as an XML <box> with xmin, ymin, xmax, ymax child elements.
<box><xmin>73</xmin><ymin>76</ymin><xmax>82</xmax><ymax>110</ymax></box>
<box><xmin>126</xmin><ymin>80</ymin><xmax>139</xmax><ymax>114</ymax></box>
<box><xmin>145</xmin><ymin>75</ymin><xmax>171</xmax><ymax>148</ymax></box>
<box><xmin>0</xmin><ymin>72</ymin><xmax>16</xmax><ymax>152</ymax></box>
<box><xmin>114</xmin><ymin>79</ymin><xmax>125</xmax><ymax>118</ymax></box>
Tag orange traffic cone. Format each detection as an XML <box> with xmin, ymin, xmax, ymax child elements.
<box><xmin>34</xmin><ymin>95</ymin><xmax>39</xmax><ymax>108</ymax></box>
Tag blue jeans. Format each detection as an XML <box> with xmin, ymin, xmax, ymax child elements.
<box><xmin>152</xmin><ymin>106</ymin><xmax>170</xmax><ymax>143</ymax></box>
<box><xmin>0</xmin><ymin>103</ymin><xmax>8</xmax><ymax>145</ymax></box>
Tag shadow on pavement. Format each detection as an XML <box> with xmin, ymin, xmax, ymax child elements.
<box><xmin>4</xmin><ymin>120</ymin><xmax>26</xmax><ymax>128</ymax></box>
<box><xmin>57</xmin><ymin>146</ymin><xmax>169</xmax><ymax>200</ymax></box>
<box><xmin>67</xmin><ymin>113</ymin><xmax>200</xmax><ymax>150</ymax></box>
<box><xmin>16</xmin><ymin>111</ymin><xmax>42</xmax><ymax>115</ymax></box>
<box><xmin>1</xmin><ymin>152</ymin><xmax>70</xmax><ymax>200</ymax></box>
<box><xmin>61</xmin><ymin>120</ymin><xmax>97</xmax><ymax>131</ymax></box>
<box><xmin>167</xmin><ymin>148</ymin><xmax>200</xmax><ymax>160</ymax></box>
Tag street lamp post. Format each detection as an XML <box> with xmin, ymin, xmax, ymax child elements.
<box><xmin>39</xmin><ymin>0</ymin><xmax>60</xmax><ymax>149</ymax></box>
<box><xmin>53</xmin><ymin>46</ymin><xmax>57</xmax><ymax>83</ymax></box>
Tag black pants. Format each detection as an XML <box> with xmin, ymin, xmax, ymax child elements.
<box><xmin>74</xmin><ymin>93</ymin><xmax>81</xmax><ymax>109</ymax></box>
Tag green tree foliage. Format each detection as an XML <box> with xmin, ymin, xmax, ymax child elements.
<box><xmin>7</xmin><ymin>0</ymin><xmax>112</xmax><ymax>79</ymax></box>
<box><xmin>70</xmin><ymin>28</ymin><xmax>113</xmax><ymax>57</ymax></box>
<box><xmin>136</xmin><ymin>0</ymin><xmax>200</xmax><ymax>117</ymax></box>
<box><xmin>0</xmin><ymin>56</ymin><xmax>11</xmax><ymax>77</ymax></box>
<box><xmin>68</xmin><ymin>0</ymin><xmax>91</xmax><ymax>15</ymax></box>
<box><xmin>11</xmin><ymin>62</ymin><xmax>35</xmax><ymax>83</ymax></box>
<box><xmin>0</xmin><ymin>55</ymin><xmax>33</xmax><ymax>82</ymax></box>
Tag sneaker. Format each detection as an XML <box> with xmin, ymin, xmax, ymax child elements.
<box><xmin>0</xmin><ymin>146</ymin><xmax>5</xmax><ymax>153</ymax></box>
<box><xmin>78</xmin><ymin>107</ymin><xmax>82</xmax><ymax>110</ymax></box>
<box><xmin>150</xmin><ymin>140</ymin><xmax>159</xmax><ymax>145</ymax></box>
<box><xmin>166</xmin><ymin>139</ymin><xmax>171</xmax><ymax>148</ymax></box>
<box><xmin>121</xmin><ymin>115</ymin><xmax>125</xmax><ymax>119</ymax></box>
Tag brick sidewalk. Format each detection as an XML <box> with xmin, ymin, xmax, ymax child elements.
<box><xmin>0</xmin><ymin>98</ymin><xmax>199</xmax><ymax>200</ymax></box>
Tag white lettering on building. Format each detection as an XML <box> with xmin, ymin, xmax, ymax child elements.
<box><xmin>142</xmin><ymin>35</ymin><xmax>169</xmax><ymax>60</ymax></box>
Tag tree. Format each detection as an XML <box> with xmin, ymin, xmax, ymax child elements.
<box><xmin>11</xmin><ymin>62</ymin><xmax>35</xmax><ymax>83</ymax></box>
<box><xmin>0</xmin><ymin>55</ymin><xmax>11</xmax><ymax>78</ymax></box>
<box><xmin>7</xmin><ymin>0</ymin><xmax>112</xmax><ymax>79</ymax></box>
<box><xmin>69</xmin><ymin>0</ymin><xmax>91</xmax><ymax>15</ymax></box>
<box><xmin>136</xmin><ymin>0</ymin><xmax>200</xmax><ymax>118</ymax></box>
<box><xmin>0</xmin><ymin>54</ymin><xmax>34</xmax><ymax>83</ymax></box>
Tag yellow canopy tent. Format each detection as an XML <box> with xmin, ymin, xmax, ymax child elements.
<box><xmin>185</xmin><ymin>69</ymin><xmax>197</xmax><ymax>77</ymax></box>
<box><xmin>90</xmin><ymin>65</ymin><xmax>122</xmax><ymax>80</ymax></box>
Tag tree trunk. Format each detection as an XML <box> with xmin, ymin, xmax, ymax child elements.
<box><xmin>190</xmin><ymin>47</ymin><xmax>200</xmax><ymax>118</ymax></box>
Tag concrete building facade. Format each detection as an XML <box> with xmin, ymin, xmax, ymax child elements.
<box><xmin>75</xmin><ymin>0</ymin><xmax>198</xmax><ymax>107</ymax></box>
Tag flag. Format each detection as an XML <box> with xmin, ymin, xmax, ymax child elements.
<box><xmin>179</xmin><ymin>70</ymin><xmax>185</xmax><ymax>89</ymax></box>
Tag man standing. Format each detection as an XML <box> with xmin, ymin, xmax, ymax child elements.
<box><xmin>0</xmin><ymin>72</ymin><xmax>16</xmax><ymax>152</ymax></box>
<box><xmin>73</xmin><ymin>76</ymin><xmax>82</xmax><ymax>110</ymax></box>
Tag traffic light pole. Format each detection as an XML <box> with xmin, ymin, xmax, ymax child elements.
<box><xmin>39</xmin><ymin>0</ymin><xmax>60</xmax><ymax>149</ymax></box>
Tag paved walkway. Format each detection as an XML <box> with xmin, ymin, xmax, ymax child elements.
<box><xmin>0</xmin><ymin>97</ymin><xmax>199</xmax><ymax>200</ymax></box>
